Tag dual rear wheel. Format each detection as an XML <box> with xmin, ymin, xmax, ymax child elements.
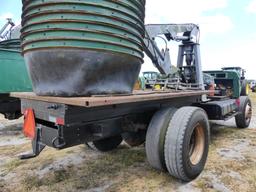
<box><xmin>146</xmin><ymin>96</ymin><xmax>252</xmax><ymax>181</ymax></box>
<box><xmin>146</xmin><ymin>106</ymin><xmax>210</xmax><ymax>181</ymax></box>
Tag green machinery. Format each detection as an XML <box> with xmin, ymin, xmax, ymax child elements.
<box><xmin>0</xmin><ymin>19</ymin><xmax>32</xmax><ymax>119</ymax></box>
<box><xmin>204</xmin><ymin>67</ymin><xmax>249</xmax><ymax>99</ymax></box>
<box><xmin>222</xmin><ymin>67</ymin><xmax>249</xmax><ymax>95</ymax></box>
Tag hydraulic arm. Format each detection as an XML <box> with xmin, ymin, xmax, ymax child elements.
<box><xmin>143</xmin><ymin>23</ymin><xmax>204</xmax><ymax>89</ymax></box>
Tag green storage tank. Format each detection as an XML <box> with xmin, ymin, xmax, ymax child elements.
<box><xmin>21</xmin><ymin>0</ymin><xmax>146</xmax><ymax>96</ymax></box>
<box><xmin>0</xmin><ymin>47</ymin><xmax>32</xmax><ymax>93</ymax></box>
<box><xmin>0</xmin><ymin>25</ymin><xmax>32</xmax><ymax>119</ymax></box>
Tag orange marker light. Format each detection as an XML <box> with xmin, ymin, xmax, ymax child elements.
<box><xmin>23</xmin><ymin>108</ymin><xmax>36</xmax><ymax>139</ymax></box>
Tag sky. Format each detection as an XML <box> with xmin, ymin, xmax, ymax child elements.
<box><xmin>1</xmin><ymin>0</ymin><xmax>256</xmax><ymax>79</ymax></box>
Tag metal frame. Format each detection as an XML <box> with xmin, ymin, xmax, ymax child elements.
<box><xmin>177</xmin><ymin>44</ymin><xmax>204</xmax><ymax>90</ymax></box>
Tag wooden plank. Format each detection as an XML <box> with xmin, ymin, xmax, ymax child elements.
<box><xmin>11</xmin><ymin>90</ymin><xmax>211</xmax><ymax>108</ymax></box>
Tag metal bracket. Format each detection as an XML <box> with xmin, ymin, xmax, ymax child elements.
<box><xmin>19</xmin><ymin>127</ymin><xmax>45</xmax><ymax>160</ymax></box>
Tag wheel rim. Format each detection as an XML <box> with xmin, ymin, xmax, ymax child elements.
<box><xmin>245</xmin><ymin>103</ymin><xmax>252</xmax><ymax>123</ymax></box>
<box><xmin>189</xmin><ymin>123</ymin><xmax>205</xmax><ymax>165</ymax></box>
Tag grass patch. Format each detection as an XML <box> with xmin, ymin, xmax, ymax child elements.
<box><xmin>20</xmin><ymin>147</ymin><xmax>146</xmax><ymax>191</ymax></box>
<box><xmin>5</xmin><ymin>159</ymin><xmax>23</xmax><ymax>172</ymax></box>
<box><xmin>50</xmin><ymin>169</ymin><xmax>71</xmax><ymax>183</ymax></box>
<box><xmin>22</xmin><ymin>175</ymin><xmax>43</xmax><ymax>191</ymax></box>
<box><xmin>195</xmin><ymin>178</ymin><xmax>212</xmax><ymax>192</ymax></box>
<box><xmin>22</xmin><ymin>169</ymin><xmax>70</xmax><ymax>191</ymax></box>
<box><xmin>72</xmin><ymin>148</ymin><xmax>146</xmax><ymax>190</ymax></box>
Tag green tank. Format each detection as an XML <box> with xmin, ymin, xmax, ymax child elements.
<box><xmin>0</xmin><ymin>22</ymin><xmax>32</xmax><ymax>119</ymax></box>
<box><xmin>0</xmin><ymin>47</ymin><xmax>32</xmax><ymax>93</ymax></box>
<box><xmin>21</xmin><ymin>0</ymin><xmax>146</xmax><ymax>96</ymax></box>
<box><xmin>0</xmin><ymin>23</ymin><xmax>32</xmax><ymax>93</ymax></box>
<box><xmin>0</xmin><ymin>38</ymin><xmax>32</xmax><ymax>119</ymax></box>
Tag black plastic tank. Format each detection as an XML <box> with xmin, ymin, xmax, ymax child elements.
<box><xmin>21</xmin><ymin>0</ymin><xmax>146</xmax><ymax>96</ymax></box>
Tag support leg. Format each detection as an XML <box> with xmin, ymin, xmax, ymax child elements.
<box><xmin>19</xmin><ymin>128</ymin><xmax>45</xmax><ymax>159</ymax></box>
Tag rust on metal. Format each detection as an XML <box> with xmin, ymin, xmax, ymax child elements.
<box><xmin>11</xmin><ymin>90</ymin><xmax>212</xmax><ymax>108</ymax></box>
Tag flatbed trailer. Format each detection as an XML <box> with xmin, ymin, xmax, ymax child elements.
<box><xmin>11</xmin><ymin>90</ymin><xmax>252</xmax><ymax>182</ymax></box>
<box><xmin>12</xmin><ymin>90</ymin><xmax>210</xmax><ymax>107</ymax></box>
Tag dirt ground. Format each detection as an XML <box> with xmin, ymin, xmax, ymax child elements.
<box><xmin>0</xmin><ymin>94</ymin><xmax>256</xmax><ymax>192</ymax></box>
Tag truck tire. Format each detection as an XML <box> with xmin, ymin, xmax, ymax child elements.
<box><xmin>122</xmin><ymin>130</ymin><xmax>146</xmax><ymax>147</ymax></box>
<box><xmin>241</xmin><ymin>80</ymin><xmax>249</xmax><ymax>96</ymax></box>
<box><xmin>89</xmin><ymin>135</ymin><xmax>123</xmax><ymax>152</ymax></box>
<box><xmin>164</xmin><ymin>107</ymin><xmax>210</xmax><ymax>181</ymax></box>
<box><xmin>235</xmin><ymin>96</ymin><xmax>252</xmax><ymax>128</ymax></box>
<box><xmin>145</xmin><ymin>107</ymin><xmax>177</xmax><ymax>171</ymax></box>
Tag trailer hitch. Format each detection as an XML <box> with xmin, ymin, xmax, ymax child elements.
<box><xmin>19</xmin><ymin>127</ymin><xmax>45</xmax><ymax>160</ymax></box>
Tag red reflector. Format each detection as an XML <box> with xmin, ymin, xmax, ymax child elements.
<box><xmin>56</xmin><ymin>117</ymin><xmax>65</xmax><ymax>125</ymax></box>
<box><xmin>23</xmin><ymin>108</ymin><xmax>36</xmax><ymax>139</ymax></box>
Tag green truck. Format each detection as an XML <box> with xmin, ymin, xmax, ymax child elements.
<box><xmin>204</xmin><ymin>67</ymin><xmax>249</xmax><ymax>99</ymax></box>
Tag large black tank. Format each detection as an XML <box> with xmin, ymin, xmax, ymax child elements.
<box><xmin>21</xmin><ymin>0</ymin><xmax>146</xmax><ymax>96</ymax></box>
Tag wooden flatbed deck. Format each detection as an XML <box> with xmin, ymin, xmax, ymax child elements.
<box><xmin>11</xmin><ymin>90</ymin><xmax>210</xmax><ymax>108</ymax></box>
